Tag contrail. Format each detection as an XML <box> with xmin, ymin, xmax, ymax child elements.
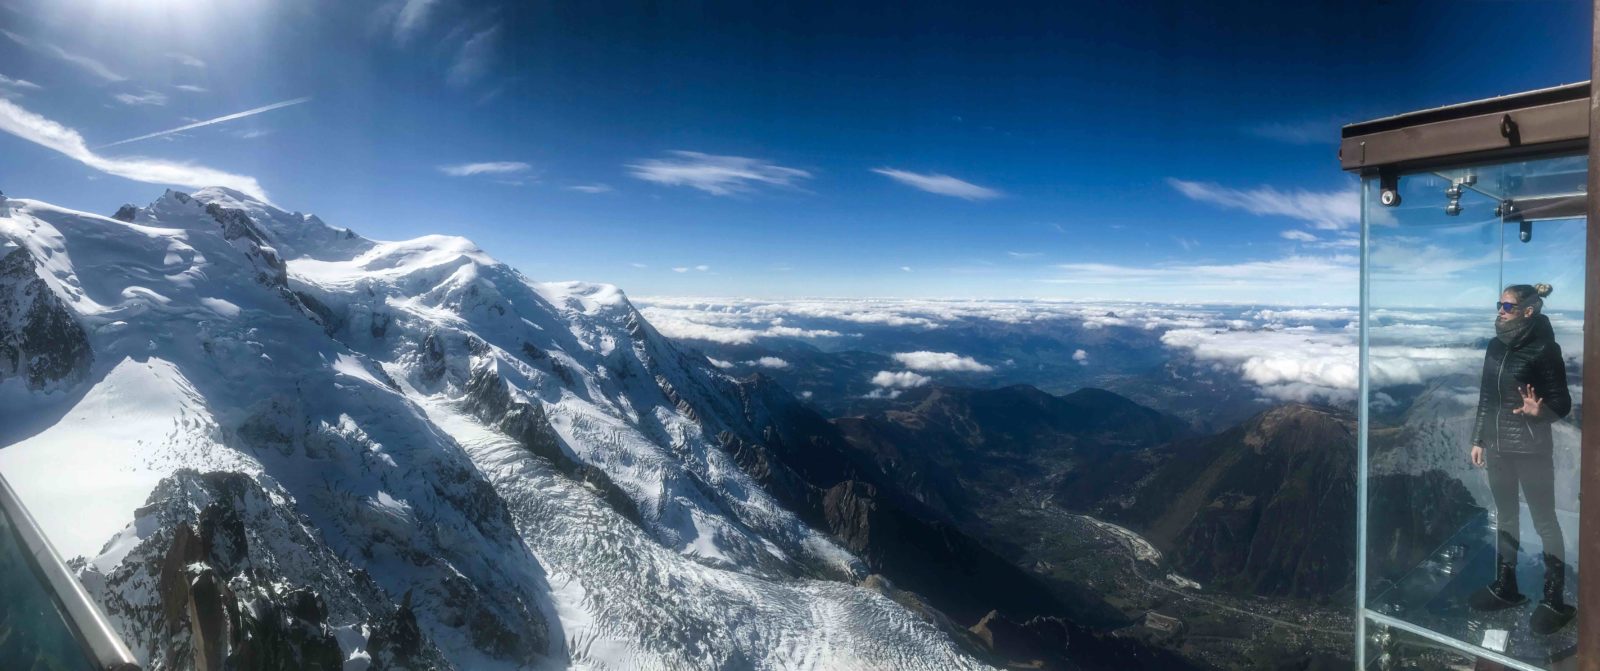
<box><xmin>96</xmin><ymin>96</ymin><xmax>311</xmax><ymax>149</ymax></box>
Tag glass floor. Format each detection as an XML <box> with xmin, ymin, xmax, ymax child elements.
<box><xmin>1368</xmin><ymin>508</ymin><xmax>1580</xmax><ymax>668</ymax></box>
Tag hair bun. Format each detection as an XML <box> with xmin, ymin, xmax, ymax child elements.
<box><xmin>1535</xmin><ymin>283</ymin><xmax>1553</xmax><ymax>297</ymax></box>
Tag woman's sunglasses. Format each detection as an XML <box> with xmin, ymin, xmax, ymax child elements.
<box><xmin>1498</xmin><ymin>301</ymin><xmax>1521</xmax><ymax>313</ymax></box>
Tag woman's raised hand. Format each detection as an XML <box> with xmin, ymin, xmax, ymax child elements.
<box><xmin>1511</xmin><ymin>384</ymin><xmax>1544</xmax><ymax>417</ymax></box>
<box><xmin>1471</xmin><ymin>444</ymin><xmax>1485</xmax><ymax>467</ymax></box>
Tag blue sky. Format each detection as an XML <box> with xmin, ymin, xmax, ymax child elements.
<box><xmin>0</xmin><ymin>0</ymin><xmax>1590</xmax><ymax>303</ymax></box>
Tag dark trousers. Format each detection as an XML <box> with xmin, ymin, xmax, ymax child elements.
<box><xmin>1488</xmin><ymin>450</ymin><xmax>1565</xmax><ymax>563</ymax></box>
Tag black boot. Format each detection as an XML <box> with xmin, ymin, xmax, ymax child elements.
<box><xmin>1530</xmin><ymin>554</ymin><xmax>1576</xmax><ymax>635</ymax></box>
<box><xmin>1468</xmin><ymin>558</ymin><xmax>1527</xmax><ymax>611</ymax></box>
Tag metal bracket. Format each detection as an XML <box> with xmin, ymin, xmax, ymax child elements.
<box><xmin>1501</xmin><ymin>114</ymin><xmax>1522</xmax><ymax>146</ymax></box>
<box><xmin>1378</xmin><ymin>168</ymin><xmax>1401</xmax><ymax>207</ymax></box>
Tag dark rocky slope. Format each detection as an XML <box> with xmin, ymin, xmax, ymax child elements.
<box><xmin>1112</xmin><ymin>404</ymin><xmax>1357</xmax><ymax>599</ymax></box>
<box><xmin>708</xmin><ymin>375</ymin><xmax>1201</xmax><ymax>670</ymax></box>
<box><xmin>833</xmin><ymin>384</ymin><xmax>1191</xmax><ymax>523</ymax></box>
<box><xmin>1112</xmin><ymin>403</ymin><xmax>1478</xmax><ymax>603</ymax></box>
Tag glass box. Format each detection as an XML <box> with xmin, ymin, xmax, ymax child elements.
<box><xmin>1358</xmin><ymin>154</ymin><xmax>1586</xmax><ymax>670</ymax></box>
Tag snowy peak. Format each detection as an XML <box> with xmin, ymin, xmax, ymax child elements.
<box><xmin>184</xmin><ymin>187</ymin><xmax>373</xmax><ymax>263</ymax></box>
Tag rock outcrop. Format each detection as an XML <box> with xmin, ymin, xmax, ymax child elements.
<box><xmin>0</xmin><ymin>247</ymin><xmax>91</xmax><ymax>392</ymax></box>
<box><xmin>79</xmin><ymin>470</ymin><xmax>452</xmax><ymax>671</ymax></box>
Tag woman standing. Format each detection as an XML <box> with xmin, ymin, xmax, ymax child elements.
<box><xmin>1466</xmin><ymin>283</ymin><xmax>1576</xmax><ymax>635</ymax></box>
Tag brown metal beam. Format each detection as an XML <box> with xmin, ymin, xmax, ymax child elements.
<box><xmin>1341</xmin><ymin>96</ymin><xmax>1589</xmax><ymax>173</ymax></box>
<box><xmin>1580</xmin><ymin>1</ymin><xmax>1600</xmax><ymax>667</ymax></box>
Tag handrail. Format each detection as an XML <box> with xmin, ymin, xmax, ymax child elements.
<box><xmin>0</xmin><ymin>472</ymin><xmax>140</xmax><ymax>670</ymax></box>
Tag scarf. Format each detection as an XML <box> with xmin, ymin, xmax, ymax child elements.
<box><xmin>1495</xmin><ymin>314</ymin><xmax>1535</xmax><ymax>346</ymax></box>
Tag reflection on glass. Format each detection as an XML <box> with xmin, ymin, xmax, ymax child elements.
<box><xmin>1362</xmin><ymin>155</ymin><xmax>1585</xmax><ymax>670</ymax></box>
<box><xmin>0</xmin><ymin>500</ymin><xmax>99</xmax><ymax>671</ymax></box>
<box><xmin>1368</xmin><ymin>622</ymin><xmax>1482</xmax><ymax>670</ymax></box>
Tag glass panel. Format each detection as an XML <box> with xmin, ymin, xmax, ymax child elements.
<box><xmin>1361</xmin><ymin>155</ymin><xmax>1585</xmax><ymax>670</ymax></box>
<box><xmin>0</xmin><ymin>503</ymin><xmax>100</xmax><ymax>671</ymax></box>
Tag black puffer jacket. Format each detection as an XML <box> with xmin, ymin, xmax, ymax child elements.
<box><xmin>1472</xmin><ymin>313</ymin><xmax>1572</xmax><ymax>455</ymax></box>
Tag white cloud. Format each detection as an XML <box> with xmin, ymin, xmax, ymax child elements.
<box><xmin>900</xmin><ymin>266</ymin><xmax>913</xmax><ymax>272</ymax></box>
<box><xmin>1169</xmin><ymin>178</ymin><xmax>1358</xmax><ymax>230</ymax></box>
<box><xmin>567</xmin><ymin>184</ymin><xmax>613</xmax><ymax>194</ymax></box>
<box><xmin>640</xmin><ymin>306</ymin><xmax>845</xmax><ymax>344</ymax></box>
<box><xmin>640</xmin><ymin>297</ymin><xmax>1544</xmax><ymax>408</ymax></box>
<box><xmin>0</xmin><ymin>97</ymin><xmax>268</xmax><ymax>200</ymax></box>
<box><xmin>672</xmin><ymin>267</ymin><xmax>690</xmax><ymax>273</ymax></box>
<box><xmin>448</xmin><ymin>24</ymin><xmax>499</xmax><ymax>88</ymax></box>
<box><xmin>0</xmin><ymin>73</ymin><xmax>40</xmax><ymax>90</ymax></box>
<box><xmin>1313</xmin><ymin>234</ymin><xmax>1361</xmax><ymax>249</ymax></box>
<box><xmin>1157</xmin><ymin>316</ymin><xmax>1512</xmax><ymax>404</ymax></box>
<box><xmin>630</xmin><ymin>262</ymin><xmax>648</xmax><ymax>268</ymax></box>
<box><xmin>174</xmin><ymin>84</ymin><xmax>208</xmax><ymax>93</ymax></box>
<box><xmin>746</xmin><ymin>356</ymin><xmax>790</xmax><ymax>369</ymax></box>
<box><xmin>438</xmin><ymin>161</ymin><xmax>530</xmax><ymax>177</ymax></box>
<box><xmin>627</xmin><ymin>151</ymin><xmax>811</xmax><ymax>196</ymax></box>
<box><xmin>872</xmin><ymin>167</ymin><xmax>1002</xmax><ymax>201</ymax></box>
<box><xmin>1</xmin><ymin>30</ymin><xmax>124</xmax><ymax>82</ymax></box>
<box><xmin>1007</xmin><ymin>251</ymin><xmax>1043</xmax><ymax>259</ymax></box>
<box><xmin>1280</xmin><ymin>229</ymin><xmax>1319</xmax><ymax>242</ymax></box>
<box><xmin>891</xmin><ymin>351</ymin><xmax>993</xmax><ymax>372</ymax></box>
<box><xmin>695</xmin><ymin>265</ymin><xmax>710</xmax><ymax>272</ymax></box>
<box><xmin>870</xmin><ymin>370</ymin><xmax>931</xmax><ymax>388</ymax></box>
<box><xmin>706</xmin><ymin>357</ymin><xmax>734</xmax><ymax>369</ymax></box>
<box><xmin>1368</xmin><ymin>238</ymin><xmax>1498</xmax><ymax>282</ymax></box>
<box><xmin>113</xmin><ymin>90</ymin><xmax>168</xmax><ymax>107</ymax></box>
<box><xmin>637</xmin><ymin>297</ymin><xmax>1245</xmax><ymax>333</ymax></box>
<box><xmin>1247</xmin><ymin>307</ymin><xmax>1357</xmax><ymax>323</ymax></box>
<box><xmin>392</xmin><ymin>0</ymin><xmax>442</xmax><ymax>43</ymax></box>
<box><xmin>167</xmin><ymin>52</ymin><xmax>206</xmax><ymax>68</ymax></box>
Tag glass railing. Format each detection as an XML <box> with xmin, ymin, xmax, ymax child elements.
<box><xmin>0</xmin><ymin>472</ymin><xmax>139</xmax><ymax>671</ymax></box>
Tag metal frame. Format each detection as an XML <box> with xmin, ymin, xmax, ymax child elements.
<box><xmin>1356</xmin><ymin>178</ymin><xmax>1371</xmax><ymax>669</ymax></box>
<box><xmin>1342</xmin><ymin>82</ymin><xmax>1590</xmax><ymax>175</ymax></box>
<box><xmin>0</xmin><ymin>473</ymin><xmax>140</xmax><ymax>670</ymax></box>
<box><xmin>1581</xmin><ymin>7</ymin><xmax>1600</xmax><ymax>669</ymax></box>
<box><xmin>1367</xmin><ymin>611</ymin><xmax>1550</xmax><ymax>671</ymax></box>
<box><xmin>1504</xmin><ymin>194</ymin><xmax>1589</xmax><ymax>223</ymax></box>
<box><xmin>1342</xmin><ymin>68</ymin><xmax>1600</xmax><ymax>671</ymax></box>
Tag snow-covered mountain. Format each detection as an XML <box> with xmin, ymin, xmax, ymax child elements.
<box><xmin>0</xmin><ymin>187</ymin><xmax>993</xmax><ymax>670</ymax></box>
